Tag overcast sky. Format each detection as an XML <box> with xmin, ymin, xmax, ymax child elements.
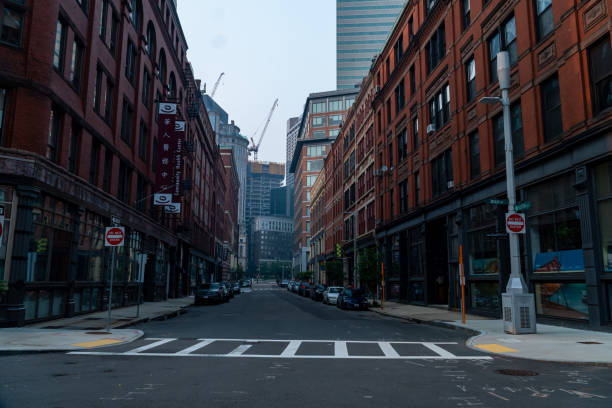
<box><xmin>177</xmin><ymin>0</ymin><xmax>337</xmax><ymax>164</ymax></box>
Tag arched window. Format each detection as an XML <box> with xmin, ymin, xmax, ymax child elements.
<box><xmin>168</xmin><ymin>72</ymin><xmax>176</xmax><ymax>98</ymax></box>
<box><xmin>158</xmin><ymin>49</ymin><xmax>166</xmax><ymax>83</ymax></box>
<box><xmin>129</xmin><ymin>0</ymin><xmax>142</xmax><ymax>32</ymax></box>
<box><xmin>146</xmin><ymin>22</ymin><xmax>156</xmax><ymax>57</ymax></box>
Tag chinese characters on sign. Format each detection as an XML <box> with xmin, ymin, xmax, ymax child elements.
<box><xmin>154</xmin><ymin>103</ymin><xmax>183</xmax><ymax>213</ymax></box>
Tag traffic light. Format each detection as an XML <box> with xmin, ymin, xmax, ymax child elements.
<box><xmin>36</xmin><ymin>238</ymin><xmax>48</xmax><ymax>254</ymax></box>
<box><xmin>336</xmin><ymin>243</ymin><xmax>342</xmax><ymax>258</ymax></box>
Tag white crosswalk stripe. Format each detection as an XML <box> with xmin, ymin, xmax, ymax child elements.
<box><xmin>69</xmin><ymin>338</ymin><xmax>492</xmax><ymax>360</ymax></box>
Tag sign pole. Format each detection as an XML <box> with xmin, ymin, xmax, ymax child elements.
<box><xmin>106</xmin><ymin>245</ymin><xmax>115</xmax><ymax>332</ymax></box>
<box><xmin>381</xmin><ymin>261</ymin><xmax>385</xmax><ymax>311</ymax></box>
<box><xmin>459</xmin><ymin>245</ymin><xmax>465</xmax><ymax>324</ymax></box>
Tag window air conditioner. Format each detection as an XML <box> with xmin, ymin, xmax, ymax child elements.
<box><xmin>427</xmin><ymin>124</ymin><xmax>436</xmax><ymax>134</ymax></box>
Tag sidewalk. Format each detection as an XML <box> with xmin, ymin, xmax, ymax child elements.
<box><xmin>0</xmin><ymin>296</ymin><xmax>193</xmax><ymax>352</ymax></box>
<box><xmin>371</xmin><ymin>301</ymin><xmax>612</xmax><ymax>365</ymax></box>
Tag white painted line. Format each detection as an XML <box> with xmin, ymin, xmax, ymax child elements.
<box><xmin>67</xmin><ymin>351</ymin><xmax>493</xmax><ymax>360</ymax></box>
<box><xmin>166</xmin><ymin>338</ymin><xmax>457</xmax><ymax>345</ymax></box>
<box><xmin>421</xmin><ymin>342</ymin><xmax>457</xmax><ymax>358</ymax></box>
<box><xmin>280</xmin><ymin>340</ymin><xmax>301</xmax><ymax>357</ymax></box>
<box><xmin>124</xmin><ymin>338</ymin><xmax>177</xmax><ymax>354</ymax></box>
<box><xmin>228</xmin><ymin>344</ymin><xmax>252</xmax><ymax>356</ymax></box>
<box><xmin>335</xmin><ymin>341</ymin><xmax>348</xmax><ymax>357</ymax></box>
<box><xmin>379</xmin><ymin>342</ymin><xmax>400</xmax><ymax>357</ymax></box>
<box><xmin>175</xmin><ymin>339</ymin><xmax>214</xmax><ymax>355</ymax></box>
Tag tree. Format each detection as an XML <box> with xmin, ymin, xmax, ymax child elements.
<box><xmin>358</xmin><ymin>247</ymin><xmax>380</xmax><ymax>295</ymax></box>
<box><xmin>295</xmin><ymin>271</ymin><xmax>313</xmax><ymax>281</ymax></box>
<box><xmin>233</xmin><ymin>264</ymin><xmax>245</xmax><ymax>281</ymax></box>
<box><xmin>325</xmin><ymin>259</ymin><xmax>344</xmax><ymax>286</ymax></box>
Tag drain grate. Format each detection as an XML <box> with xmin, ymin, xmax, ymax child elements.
<box><xmin>578</xmin><ymin>341</ymin><xmax>602</xmax><ymax>345</ymax></box>
<box><xmin>85</xmin><ymin>331</ymin><xmax>111</xmax><ymax>335</ymax></box>
<box><xmin>495</xmin><ymin>369</ymin><xmax>538</xmax><ymax>377</ymax></box>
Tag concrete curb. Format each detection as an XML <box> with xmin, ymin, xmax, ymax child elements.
<box><xmin>370</xmin><ymin>308</ymin><xmax>480</xmax><ymax>336</ymax></box>
<box><xmin>112</xmin><ymin>306</ymin><xmax>189</xmax><ymax>329</ymax></box>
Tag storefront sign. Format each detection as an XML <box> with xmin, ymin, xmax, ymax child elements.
<box><xmin>153</xmin><ymin>193</ymin><xmax>172</xmax><ymax>206</ymax></box>
<box><xmin>0</xmin><ymin>205</ymin><xmax>4</xmax><ymax>249</ymax></box>
<box><xmin>505</xmin><ymin>213</ymin><xmax>526</xmax><ymax>234</ymax></box>
<box><xmin>173</xmin><ymin>121</ymin><xmax>185</xmax><ymax>198</ymax></box>
<box><xmin>164</xmin><ymin>203</ymin><xmax>181</xmax><ymax>214</ymax></box>
<box><xmin>105</xmin><ymin>227</ymin><xmax>125</xmax><ymax>247</ymax></box>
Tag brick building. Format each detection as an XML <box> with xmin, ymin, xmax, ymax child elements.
<box><xmin>360</xmin><ymin>0</ymin><xmax>612</xmax><ymax>327</ymax></box>
<box><xmin>220</xmin><ymin>148</ymin><xmax>239</xmax><ymax>281</ymax></box>
<box><xmin>0</xmin><ymin>0</ymin><xmax>235</xmax><ymax>326</ymax></box>
<box><xmin>308</xmin><ymin>169</ymin><xmax>325</xmax><ymax>282</ymax></box>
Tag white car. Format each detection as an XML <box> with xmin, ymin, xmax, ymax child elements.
<box><xmin>323</xmin><ymin>287</ymin><xmax>343</xmax><ymax>305</ymax></box>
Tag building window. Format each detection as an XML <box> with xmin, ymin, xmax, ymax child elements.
<box><xmin>329</xmin><ymin>99</ymin><xmax>342</xmax><ymax>111</ymax></box>
<box><xmin>108</xmin><ymin>8</ymin><xmax>119</xmax><ymax>55</ymax></box>
<box><xmin>395</xmin><ymin>79</ymin><xmax>405</xmax><ymax>111</ymax></box>
<box><xmin>138</xmin><ymin>120</ymin><xmax>147</xmax><ymax>160</ymax></box>
<box><xmin>426</xmin><ymin>0</ymin><xmax>438</xmax><ymax>15</ymax></box>
<box><xmin>168</xmin><ymin>72</ymin><xmax>176</xmax><ymax>98</ymax></box>
<box><xmin>306</xmin><ymin>175</ymin><xmax>318</xmax><ymax>187</ymax></box>
<box><xmin>386</xmin><ymin>99</ymin><xmax>391</xmax><ymax>123</ymax></box>
<box><xmin>121</xmin><ymin>98</ymin><xmax>134</xmax><ymax>145</ymax></box>
<box><xmin>47</xmin><ymin>107</ymin><xmax>62</xmax><ymax>162</ymax></box>
<box><xmin>431</xmin><ymin>148</ymin><xmax>453</xmax><ymax>197</ymax></box>
<box><xmin>345</xmin><ymin>97</ymin><xmax>355</xmax><ymax>110</ymax></box>
<box><xmin>89</xmin><ymin>139</ymin><xmax>100</xmax><ymax>185</ymax></box>
<box><xmin>409</xmin><ymin>65</ymin><xmax>415</xmax><ymax>96</ymax></box>
<box><xmin>394</xmin><ymin>34</ymin><xmax>403</xmax><ymax>66</ymax></box>
<box><xmin>76</xmin><ymin>0</ymin><xmax>87</xmax><ymax>13</ymax></box>
<box><xmin>467</xmin><ymin>203</ymin><xmax>499</xmax><ymax>276</ymax></box>
<box><xmin>388</xmin><ymin>142</ymin><xmax>393</xmax><ymax>168</ymax></box>
<box><xmin>129</xmin><ymin>0</ymin><xmax>141</xmax><ymax>32</ymax></box>
<box><xmin>466</xmin><ymin>57</ymin><xmax>476</xmax><ymax>102</ymax></box>
<box><xmin>312</xmin><ymin>116</ymin><xmax>326</xmax><ymax>127</ymax></box>
<box><xmin>306</xmin><ymin>145</ymin><xmax>326</xmax><ymax>157</ymax></box>
<box><xmin>158</xmin><ymin>50</ymin><xmax>166</xmax><ymax>82</ymax></box>
<box><xmin>68</xmin><ymin>120</ymin><xmax>81</xmax><ymax>173</ymax></box>
<box><xmin>461</xmin><ymin>0</ymin><xmax>470</xmax><ymax>30</ymax></box>
<box><xmin>429</xmin><ymin>84</ymin><xmax>450</xmax><ymax>130</ymax></box>
<box><xmin>426</xmin><ymin>22</ymin><xmax>445</xmax><ymax>74</ymax></box>
<box><xmin>125</xmin><ymin>39</ymin><xmax>137</xmax><ymax>84</ymax></box>
<box><xmin>70</xmin><ymin>38</ymin><xmax>84</xmax><ymax>90</ymax></box>
<box><xmin>541</xmin><ymin>74</ymin><xmax>563</xmax><ymax>142</ymax></box>
<box><xmin>397</xmin><ymin>128</ymin><xmax>407</xmax><ymax>162</ymax></box>
<box><xmin>0</xmin><ymin>88</ymin><xmax>6</xmax><ymax>145</ymax></box>
<box><xmin>589</xmin><ymin>35</ymin><xmax>612</xmax><ymax>115</ymax></box>
<box><xmin>312</xmin><ymin>130</ymin><xmax>325</xmax><ymax>139</ymax></box>
<box><xmin>329</xmin><ymin>114</ymin><xmax>342</xmax><ymax>126</ymax></box>
<box><xmin>142</xmin><ymin>68</ymin><xmax>151</xmax><ymax>107</ymax></box>
<box><xmin>469</xmin><ymin>131</ymin><xmax>480</xmax><ymax>179</ymax></box>
<box><xmin>535</xmin><ymin>0</ymin><xmax>553</xmax><ymax>41</ymax></box>
<box><xmin>0</xmin><ymin>4</ymin><xmax>24</xmax><ymax>46</ymax></box>
<box><xmin>136</xmin><ymin>174</ymin><xmax>146</xmax><ymax>211</ymax></box>
<box><xmin>145</xmin><ymin>22</ymin><xmax>156</xmax><ymax>57</ymax></box>
<box><xmin>493</xmin><ymin>102</ymin><xmax>524</xmax><ymax>167</ymax></box>
<box><xmin>99</xmin><ymin>0</ymin><xmax>108</xmax><ymax>40</ymax></box>
<box><xmin>93</xmin><ymin>67</ymin><xmax>103</xmax><ymax>113</ymax></box>
<box><xmin>117</xmin><ymin>161</ymin><xmax>132</xmax><ymax>203</ymax></box>
<box><xmin>104</xmin><ymin>78</ymin><xmax>114</xmax><ymax>122</ymax></box>
<box><xmin>103</xmin><ymin>150</ymin><xmax>112</xmax><ymax>192</ymax></box>
<box><xmin>412</xmin><ymin>117</ymin><xmax>418</xmax><ymax>151</ymax></box>
<box><xmin>488</xmin><ymin>16</ymin><xmax>517</xmax><ymax>83</ymax></box>
<box><xmin>53</xmin><ymin>19</ymin><xmax>67</xmax><ymax>72</ymax></box>
<box><xmin>414</xmin><ymin>171</ymin><xmax>420</xmax><ymax>205</ymax></box>
<box><xmin>595</xmin><ymin>160</ymin><xmax>612</xmax><ymax>275</ymax></box>
<box><xmin>399</xmin><ymin>179</ymin><xmax>408</xmax><ymax>213</ymax></box>
<box><xmin>306</xmin><ymin>159</ymin><xmax>323</xmax><ymax>172</ymax></box>
<box><xmin>312</xmin><ymin>101</ymin><xmax>326</xmax><ymax>114</ymax></box>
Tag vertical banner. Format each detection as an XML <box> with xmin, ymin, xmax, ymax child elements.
<box><xmin>173</xmin><ymin>120</ymin><xmax>185</xmax><ymax>198</ymax></box>
<box><xmin>154</xmin><ymin>103</ymin><xmax>177</xmax><ymax>197</ymax></box>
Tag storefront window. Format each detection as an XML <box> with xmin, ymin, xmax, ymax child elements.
<box><xmin>408</xmin><ymin>228</ymin><xmax>424</xmax><ymax>277</ymax></box>
<box><xmin>471</xmin><ymin>282</ymin><xmax>499</xmax><ymax>310</ymax></box>
<box><xmin>535</xmin><ymin>282</ymin><xmax>588</xmax><ymax>319</ymax></box>
<box><xmin>0</xmin><ymin>186</ymin><xmax>14</xmax><ymax>282</ymax></box>
<box><xmin>527</xmin><ymin>174</ymin><xmax>584</xmax><ymax>274</ymax></box>
<box><xmin>77</xmin><ymin>211</ymin><xmax>107</xmax><ymax>281</ymax></box>
<box><xmin>127</xmin><ymin>230</ymin><xmax>142</xmax><ymax>282</ymax></box>
<box><xmin>595</xmin><ymin>161</ymin><xmax>612</xmax><ymax>272</ymax></box>
<box><xmin>467</xmin><ymin>204</ymin><xmax>499</xmax><ymax>275</ymax></box>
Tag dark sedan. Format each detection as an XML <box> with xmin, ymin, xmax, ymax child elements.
<box><xmin>337</xmin><ymin>288</ymin><xmax>368</xmax><ymax>310</ymax></box>
<box><xmin>194</xmin><ymin>283</ymin><xmax>225</xmax><ymax>305</ymax></box>
<box><xmin>311</xmin><ymin>284</ymin><xmax>326</xmax><ymax>301</ymax></box>
<box><xmin>298</xmin><ymin>282</ymin><xmax>311</xmax><ymax>297</ymax></box>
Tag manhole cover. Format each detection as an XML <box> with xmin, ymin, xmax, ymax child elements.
<box><xmin>495</xmin><ymin>369</ymin><xmax>538</xmax><ymax>377</ymax></box>
<box><xmin>85</xmin><ymin>331</ymin><xmax>111</xmax><ymax>335</ymax></box>
<box><xmin>578</xmin><ymin>341</ymin><xmax>602</xmax><ymax>345</ymax></box>
<box><xmin>52</xmin><ymin>373</ymin><xmax>69</xmax><ymax>377</ymax></box>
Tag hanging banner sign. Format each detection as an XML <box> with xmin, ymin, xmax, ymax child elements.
<box><xmin>173</xmin><ymin>120</ymin><xmax>185</xmax><ymax>198</ymax></box>
<box><xmin>154</xmin><ymin>193</ymin><xmax>172</xmax><ymax>206</ymax></box>
<box><xmin>164</xmin><ymin>203</ymin><xmax>181</xmax><ymax>214</ymax></box>
<box><xmin>154</xmin><ymin>103</ymin><xmax>177</xmax><ymax>196</ymax></box>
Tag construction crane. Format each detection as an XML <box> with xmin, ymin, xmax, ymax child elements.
<box><xmin>248</xmin><ymin>98</ymin><xmax>278</xmax><ymax>161</ymax></box>
<box><xmin>210</xmin><ymin>72</ymin><xmax>225</xmax><ymax>98</ymax></box>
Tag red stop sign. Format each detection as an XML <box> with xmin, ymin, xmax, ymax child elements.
<box><xmin>105</xmin><ymin>227</ymin><xmax>125</xmax><ymax>246</ymax></box>
<box><xmin>506</xmin><ymin>213</ymin><xmax>526</xmax><ymax>234</ymax></box>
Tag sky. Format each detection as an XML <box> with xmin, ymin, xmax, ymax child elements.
<box><xmin>177</xmin><ymin>0</ymin><xmax>337</xmax><ymax>164</ymax></box>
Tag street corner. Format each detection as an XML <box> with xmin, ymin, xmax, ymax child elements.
<box><xmin>69</xmin><ymin>329</ymin><xmax>144</xmax><ymax>350</ymax></box>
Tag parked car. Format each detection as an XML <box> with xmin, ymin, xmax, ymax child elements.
<box><xmin>240</xmin><ymin>279</ymin><xmax>252</xmax><ymax>288</ymax></box>
<box><xmin>311</xmin><ymin>284</ymin><xmax>326</xmax><ymax>301</ymax></box>
<box><xmin>287</xmin><ymin>280</ymin><xmax>295</xmax><ymax>291</ymax></box>
<box><xmin>279</xmin><ymin>280</ymin><xmax>289</xmax><ymax>288</ymax></box>
<box><xmin>194</xmin><ymin>283</ymin><xmax>225</xmax><ymax>305</ymax></box>
<box><xmin>232</xmin><ymin>282</ymin><xmax>241</xmax><ymax>294</ymax></box>
<box><xmin>323</xmin><ymin>286</ymin><xmax>343</xmax><ymax>305</ymax></box>
<box><xmin>337</xmin><ymin>288</ymin><xmax>368</xmax><ymax>310</ymax></box>
<box><xmin>299</xmin><ymin>281</ymin><xmax>311</xmax><ymax>297</ymax></box>
<box><xmin>291</xmin><ymin>281</ymin><xmax>301</xmax><ymax>293</ymax></box>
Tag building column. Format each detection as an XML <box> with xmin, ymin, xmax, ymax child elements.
<box><xmin>6</xmin><ymin>186</ymin><xmax>40</xmax><ymax>326</ymax></box>
<box><xmin>575</xmin><ymin>166</ymin><xmax>603</xmax><ymax>327</ymax></box>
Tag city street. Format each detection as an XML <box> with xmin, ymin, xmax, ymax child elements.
<box><xmin>0</xmin><ymin>282</ymin><xmax>611</xmax><ymax>407</ymax></box>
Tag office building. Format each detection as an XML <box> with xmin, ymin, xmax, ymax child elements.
<box><xmin>252</xmin><ymin>216</ymin><xmax>293</xmax><ymax>280</ymax></box>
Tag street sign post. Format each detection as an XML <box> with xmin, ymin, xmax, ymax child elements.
<box><xmin>486</xmin><ymin>198</ymin><xmax>509</xmax><ymax>206</ymax></box>
<box><xmin>505</xmin><ymin>213</ymin><xmax>526</xmax><ymax>234</ymax></box>
<box><xmin>514</xmin><ymin>201</ymin><xmax>531</xmax><ymax>212</ymax></box>
<box><xmin>104</xmin><ymin>226</ymin><xmax>125</xmax><ymax>332</ymax></box>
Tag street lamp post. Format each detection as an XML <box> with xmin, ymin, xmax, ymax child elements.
<box><xmin>480</xmin><ymin>51</ymin><xmax>536</xmax><ymax>334</ymax></box>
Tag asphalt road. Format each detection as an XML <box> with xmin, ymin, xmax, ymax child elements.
<box><xmin>1</xmin><ymin>281</ymin><xmax>611</xmax><ymax>408</ymax></box>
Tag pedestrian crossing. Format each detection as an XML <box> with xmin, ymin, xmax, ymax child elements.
<box><xmin>69</xmin><ymin>338</ymin><xmax>492</xmax><ymax>360</ymax></box>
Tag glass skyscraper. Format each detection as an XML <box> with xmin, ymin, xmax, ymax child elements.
<box><xmin>336</xmin><ymin>0</ymin><xmax>405</xmax><ymax>89</ymax></box>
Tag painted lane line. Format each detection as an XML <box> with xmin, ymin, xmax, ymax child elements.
<box><xmin>280</xmin><ymin>340</ymin><xmax>301</xmax><ymax>357</ymax></box>
<box><xmin>67</xmin><ymin>351</ymin><xmax>493</xmax><ymax>360</ymax></box>
<box><xmin>421</xmin><ymin>342</ymin><xmax>457</xmax><ymax>358</ymax></box>
<box><xmin>228</xmin><ymin>344</ymin><xmax>252</xmax><ymax>356</ymax></box>
<box><xmin>124</xmin><ymin>338</ymin><xmax>177</xmax><ymax>354</ymax></box>
<box><xmin>175</xmin><ymin>339</ymin><xmax>214</xmax><ymax>355</ymax></box>
<box><xmin>379</xmin><ymin>342</ymin><xmax>400</xmax><ymax>358</ymax></box>
<box><xmin>172</xmin><ymin>338</ymin><xmax>459</xmax><ymax>345</ymax></box>
<box><xmin>335</xmin><ymin>341</ymin><xmax>349</xmax><ymax>357</ymax></box>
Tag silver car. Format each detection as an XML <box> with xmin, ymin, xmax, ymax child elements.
<box><xmin>323</xmin><ymin>286</ymin><xmax>343</xmax><ymax>305</ymax></box>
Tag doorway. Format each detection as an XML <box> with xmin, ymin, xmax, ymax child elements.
<box><xmin>426</xmin><ymin>218</ymin><xmax>449</xmax><ymax>305</ymax></box>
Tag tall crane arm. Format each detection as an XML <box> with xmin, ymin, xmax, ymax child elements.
<box><xmin>210</xmin><ymin>72</ymin><xmax>225</xmax><ymax>98</ymax></box>
<box><xmin>255</xmin><ymin>98</ymin><xmax>279</xmax><ymax>150</ymax></box>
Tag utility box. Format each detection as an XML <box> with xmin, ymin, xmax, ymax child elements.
<box><xmin>502</xmin><ymin>292</ymin><xmax>536</xmax><ymax>334</ymax></box>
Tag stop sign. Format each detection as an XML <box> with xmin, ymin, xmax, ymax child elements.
<box><xmin>506</xmin><ymin>213</ymin><xmax>526</xmax><ymax>234</ymax></box>
<box><xmin>105</xmin><ymin>227</ymin><xmax>125</xmax><ymax>246</ymax></box>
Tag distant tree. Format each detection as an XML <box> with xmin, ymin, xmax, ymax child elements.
<box><xmin>358</xmin><ymin>247</ymin><xmax>380</xmax><ymax>295</ymax></box>
<box><xmin>296</xmin><ymin>271</ymin><xmax>313</xmax><ymax>281</ymax></box>
<box><xmin>325</xmin><ymin>259</ymin><xmax>344</xmax><ymax>286</ymax></box>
